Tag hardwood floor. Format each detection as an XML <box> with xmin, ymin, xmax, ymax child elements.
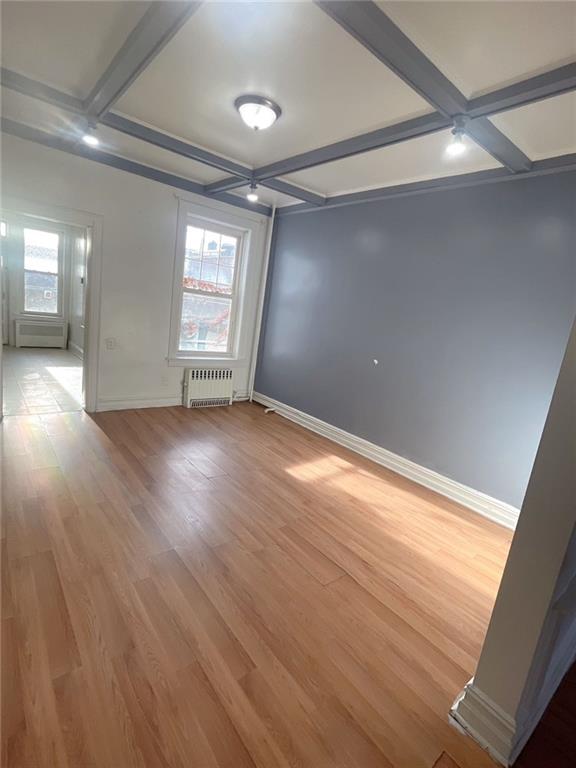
<box><xmin>2</xmin><ymin>402</ymin><xmax>512</xmax><ymax>768</ymax></box>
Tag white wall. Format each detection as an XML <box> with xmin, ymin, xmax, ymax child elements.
<box><xmin>1</xmin><ymin>133</ymin><xmax>269</xmax><ymax>409</ymax></box>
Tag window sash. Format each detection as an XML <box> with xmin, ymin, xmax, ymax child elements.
<box><xmin>181</xmin><ymin>285</ymin><xmax>233</xmax><ymax>300</ymax></box>
<box><xmin>20</xmin><ymin>226</ymin><xmax>64</xmax><ymax>317</ymax></box>
<box><xmin>176</xmin><ymin>221</ymin><xmax>244</xmax><ymax>356</ymax></box>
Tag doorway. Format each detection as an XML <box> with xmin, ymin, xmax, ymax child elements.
<box><xmin>1</xmin><ymin>212</ymin><xmax>89</xmax><ymax>417</ymax></box>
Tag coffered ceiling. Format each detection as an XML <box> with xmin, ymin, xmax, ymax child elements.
<box><xmin>1</xmin><ymin>1</ymin><xmax>575</xmax><ymax>212</ymax></box>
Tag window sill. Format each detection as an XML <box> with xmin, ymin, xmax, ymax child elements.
<box><xmin>166</xmin><ymin>356</ymin><xmax>247</xmax><ymax>369</ymax></box>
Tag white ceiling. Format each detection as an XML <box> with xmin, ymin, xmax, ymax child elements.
<box><xmin>1</xmin><ymin>1</ymin><xmax>575</xmax><ymax>206</ymax></box>
<box><xmin>382</xmin><ymin>1</ymin><xmax>576</xmax><ymax>98</ymax></box>
<box><xmin>114</xmin><ymin>1</ymin><xmax>431</xmax><ymax>166</ymax></box>
<box><xmin>490</xmin><ymin>92</ymin><xmax>576</xmax><ymax>161</ymax></box>
<box><xmin>0</xmin><ymin>1</ymin><xmax>148</xmax><ymax>97</ymax></box>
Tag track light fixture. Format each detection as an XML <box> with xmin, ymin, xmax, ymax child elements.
<box><xmin>446</xmin><ymin>115</ymin><xmax>468</xmax><ymax>158</ymax></box>
<box><xmin>246</xmin><ymin>183</ymin><xmax>259</xmax><ymax>203</ymax></box>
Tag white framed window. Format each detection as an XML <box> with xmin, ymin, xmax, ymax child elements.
<box><xmin>22</xmin><ymin>226</ymin><xmax>64</xmax><ymax>316</ymax></box>
<box><xmin>169</xmin><ymin>204</ymin><xmax>255</xmax><ymax>362</ymax></box>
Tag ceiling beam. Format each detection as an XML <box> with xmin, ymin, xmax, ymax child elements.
<box><xmin>466</xmin><ymin>62</ymin><xmax>576</xmax><ymax>119</ymax></box>
<box><xmin>260</xmin><ymin>178</ymin><xmax>326</xmax><ymax>206</ymax></box>
<box><xmin>315</xmin><ymin>1</ymin><xmax>532</xmax><ymax>173</ymax></box>
<box><xmin>254</xmin><ymin>112</ymin><xmax>451</xmax><ymax>180</ymax></box>
<box><xmin>277</xmin><ymin>153</ymin><xmax>576</xmax><ymax>216</ymax></box>
<box><xmin>101</xmin><ymin>112</ymin><xmax>253</xmax><ymax>178</ymax></box>
<box><xmin>4</xmin><ymin>59</ymin><xmax>572</xmax><ymax>178</ymax></box>
<box><xmin>204</xmin><ymin>176</ymin><xmax>248</xmax><ymax>194</ymax></box>
<box><xmin>205</xmin><ymin>175</ymin><xmax>327</xmax><ymax>205</ymax></box>
<box><xmin>103</xmin><ymin>114</ymin><xmax>323</xmax><ymax>204</ymax></box>
<box><xmin>0</xmin><ymin>68</ymin><xmax>85</xmax><ymax>113</ymax></box>
<box><xmin>1</xmin><ymin>118</ymin><xmax>272</xmax><ymax>217</ymax></box>
<box><xmin>316</xmin><ymin>0</ymin><xmax>466</xmax><ymax>117</ymax></box>
<box><xmin>465</xmin><ymin>119</ymin><xmax>532</xmax><ymax>172</ymax></box>
<box><xmin>5</xmin><ymin>44</ymin><xmax>575</xmax><ymax>195</ymax></box>
<box><xmin>85</xmin><ymin>1</ymin><xmax>202</xmax><ymax>119</ymax></box>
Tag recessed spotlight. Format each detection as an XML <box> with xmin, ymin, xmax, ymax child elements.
<box><xmin>82</xmin><ymin>133</ymin><xmax>100</xmax><ymax>147</ymax></box>
<box><xmin>235</xmin><ymin>95</ymin><xmax>281</xmax><ymax>131</ymax></box>
<box><xmin>246</xmin><ymin>184</ymin><xmax>259</xmax><ymax>203</ymax></box>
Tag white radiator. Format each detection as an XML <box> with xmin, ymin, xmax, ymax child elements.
<box><xmin>15</xmin><ymin>319</ymin><xmax>68</xmax><ymax>349</ymax></box>
<box><xmin>183</xmin><ymin>368</ymin><xmax>233</xmax><ymax>408</ymax></box>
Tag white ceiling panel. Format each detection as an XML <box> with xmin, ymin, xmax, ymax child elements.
<box><xmin>115</xmin><ymin>1</ymin><xmax>431</xmax><ymax>166</ymax></box>
<box><xmin>382</xmin><ymin>1</ymin><xmax>576</xmax><ymax>98</ymax></box>
<box><xmin>490</xmin><ymin>92</ymin><xmax>576</xmax><ymax>161</ymax></box>
<box><xmin>0</xmin><ymin>1</ymin><xmax>149</xmax><ymax>97</ymax></box>
<box><xmin>284</xmin><ymin>129</ymin><xmax>501</xmax><ymax>197</ymax></box>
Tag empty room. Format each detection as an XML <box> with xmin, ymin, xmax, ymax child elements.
<box><xmin>1</xmin><ymin>2</ymin><xmax>575</xmax><ymax>767</ymax></box>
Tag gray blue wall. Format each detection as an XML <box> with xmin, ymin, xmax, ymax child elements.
<box><xmin>255</xmin><ymin>172</ymin><xmax>576</xmax><ymax>508</ymax></box>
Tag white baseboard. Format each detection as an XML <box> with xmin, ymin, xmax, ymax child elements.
<box><xmin>450</xmin><ymin>681</ymin><xmax>516</xmax><ymax>766</ymax></box>
<box><xmin>252</xmin><ymin>392</ymin><xmax>519</xmax><ymax>530</ymax></box>
<box><xmin>96</xmin><ymin>395</ymin><xmax>182</xmax><ymax>412</ymax></box>
<box><xmin>68</xmin><ymin>341</ymin><xmax>84</xmax><ymax>360</ymax></box>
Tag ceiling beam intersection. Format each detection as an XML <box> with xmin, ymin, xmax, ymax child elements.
<box><xmin>84</xmin><ymin>1</ymin><xmax>202</xmax><ymax>119</ymax></box>
<box><xmin>314</xmin><ymin>1</ymin><xmax>532</xmax><ymax>173</ymax></box>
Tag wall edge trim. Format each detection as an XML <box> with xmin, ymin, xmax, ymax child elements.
<box><xmin>252</xmin><ymin>392</ymin><xmax>519</xmax><ymax>529</ymax></box>
<box><xmin>450</xmin><ymin>681</ymin><xmax>515</xmax><ymax>766</ymax></box>
<box><xmin>96</xmin><ymin>396</ymin><xmax>181</xmax><ymax>412</ymax></box>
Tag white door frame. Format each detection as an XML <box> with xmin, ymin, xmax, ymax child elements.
<box><xmin>0</xmin><ymin>196</ymin><xmax>103</xmax><ymax>413</ymax></box>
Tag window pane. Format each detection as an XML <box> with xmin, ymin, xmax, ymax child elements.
<box><xmin>185</xmin><ymin>225</ymin><xmax>204</xmax><ymax>257</ymax></box>
<box><xmin>23</xmin><ymin>229</ymin><xmax>59</xmax><ymax>313</ymax></box>
<box><xmin>24</xmin><ymin>271</ymin><xmax>58</xmax><ymax>313</ymax></box>
<box><xmin>217</xmin><ymin>265</ymin><xmax>234</xmax><ymax>292</ymax></box>
<box><xmin>220</xmin><ymin>235</ymin><xmax>237</xmax><ymax>266</ymax></box>
<box><xmin>203</xmin><ymin>231</ymin><xmax>221</xmax><ymax>255</ymax></box>
<box><xmin>24</xmin><ymin>229</ymin><xmax>59</xmax><ymax>274</ymax></box>
<box><xmin>179</xmin><ymin>293</ymin><xmax>231</xmax><ymax>353</ymax></box>
<box><xmin>183</xmin><ymin>259</ymin><xmax>201</xmax><ymax>283</ymax></box>
<box><xmin>183</xmin><ymin>224</ymin><xmax>239</xmax><ymax>296</ymax></box>
<box><xmin>182</xmin><ymin>225</ymin><xmax>238</xmax><ymax>296</ymax></box>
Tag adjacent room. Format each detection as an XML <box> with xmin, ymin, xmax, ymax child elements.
<box><xmin>1</xmin><ymin>216</ymin><xmax>86</xmax><ymax>416</ymax></box>
<box><xmin>1</xmin><ymin>2</ymin><xmax>575</xmax><ymax>768</ymax></box>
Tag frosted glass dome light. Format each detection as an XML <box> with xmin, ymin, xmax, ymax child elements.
<box><xmin>235</xmin><ymin>95</ymin><xmax>281</xmax><ymax>131</ymax></box>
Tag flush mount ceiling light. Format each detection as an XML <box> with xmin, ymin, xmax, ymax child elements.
<box><xmin>235</xmin><ymin>95</ymin><xmax>281</xmax><ymax>131</ymax></box>
<box><xmin>246</xmin><ymin>183</ymin><xmax>259</xmax><ymax>203</ymax></box>
<box><xmin>446</xmin><ymin>115</ymin><xmax>468</xmax><ymax>158</ymax></box>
